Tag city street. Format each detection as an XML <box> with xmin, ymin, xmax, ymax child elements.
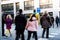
<box><xmin>0</xmin><ymin>24</ymin><xmax>60</xmax><ymax>40</ymax></box>
<box><xmin>1</xmin><ymin>0</ymin><xmax>60</xmax><ymax>40</ymax></box>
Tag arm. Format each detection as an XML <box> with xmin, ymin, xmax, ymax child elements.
<box><xmin>25</xmin><ymin>21</ymin><xmax>29</xmax><ymax>30</ymax></box>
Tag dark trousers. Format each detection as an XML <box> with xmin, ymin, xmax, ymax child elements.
<box><xmin>42</xmin><ymin>28</ymin><xmax>49</xmax><ymax>38</ymax></box>
<box><xmin>56</xmin><ymin>23</ymin><xmax>58</xmax><ymax>27</ymax></box>
<box><xmin>15</xmin><ymin>30</ymin><xmax>25</xmax><ymax>40</ymax></box>
<box><xmin>53</xmin><ymin>23</ymin><xmax>54</xmax><ymax>28</ymax></box>
<box><xmin>27</xmin><ymin>31</ymin><xmax>38</xmax><ymax>40</ymax></box>
<box><xmin>2</xmin><ymin>23</ymin><xmax>5</xmax><ymax>36</ymax></box>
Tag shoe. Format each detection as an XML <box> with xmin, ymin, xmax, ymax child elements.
<box><xmin>42</xmin><ymin>36</ymin><xmax>44</xmax><ymax>38</ymax></box>
<box><xmin>2</xmin><ymin>35</ymin><xmax>8</xmax><ymax>37</ymax></box>
<box><xmin>2</xmin><ymin>35</ymin><xmax>6</xmax><ymax>36</ymax></box>
<box><xmin>46</xmin><ymin>37</ymin><xmax>49</xmax><ymax>38</ymax></box>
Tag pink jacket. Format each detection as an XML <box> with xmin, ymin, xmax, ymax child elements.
<box><xmin>26</xmin><ymin>20</ymin><xmax>38</xmax><ymax>31</ymax></box>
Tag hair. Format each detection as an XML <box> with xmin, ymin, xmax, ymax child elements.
<box><xmin>34</xmin><ymin>10</ymin><xmax>36</xmax><ymax>12</ymax></box>
<box><xmin>43</xmin><ymin>11</ymin><xmax>48</xmax><ymax>16</ymax></box>
<box><xmin>6</xmin><ymin>14</ymin><xmax>12</xmax><ymax>20</ymax></box>
<box><xmin>29</xmin><ymin>14</ymin><xmax>36</xmax><ymax>21</ymax></box>
<box><xmin>19</xmin><ymin>9</ymin><xmax>23</xmax><ymax>14</ymax></box>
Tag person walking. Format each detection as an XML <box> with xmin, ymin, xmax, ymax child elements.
<box><xmin>55</xmin><ymin>16</ymin><xmax>59</xmax><ymax>27</ymax></box>
<box><xmin>40</xmin><ymin>11</ymin><xmax>52</xmax><ymax>38</ymax></box>
<box><xmin>2</xmin><ymin>14</ymin><xmax>6</xmax><ymax>36</ymax></box>
<box><xmin>5</xmin><ymin>14</ymin><xmax>12</xmax><ymax>37</ymax></box>
<box><xmin>15</xmin><ymin>9</ymin><xmax>27</xmax><ymax>40</ymax></box>
<box><xmin>26</xmin><ymin>14</ymin><xmax>38</xmax><ymax>40</ymax></box>
<box><xmin>50</xmin><ymin>17</ymin><xmax>54</xmax><ymax>28</ymax></box>
<box><xmin>59</xmin><ymin>17</ymin><xmax>60</xmax><ymax>25</ymax></box>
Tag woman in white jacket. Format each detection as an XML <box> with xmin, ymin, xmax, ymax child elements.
<box><xmin>26</xmin><ymin>14</ymin><xmax>38</xmax><ymax>40</ymax></box>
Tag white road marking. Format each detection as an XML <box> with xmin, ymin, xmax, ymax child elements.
<box><xmin>50</xmin><ymin>33</ymin><xmax>59</xmax><ymax>35</ymax></box>
<box><xmin>38</xmin><ymin>38</ymin><xmax>48</xmax><ymax>40</ymax></box>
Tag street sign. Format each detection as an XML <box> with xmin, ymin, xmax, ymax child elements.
<box><xmin>37</xmin><ymin>8</ymin><xmax>41</xmax><ymax>13</ymax></box>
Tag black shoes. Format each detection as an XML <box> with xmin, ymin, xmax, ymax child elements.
<box><xmin>2</xmin><ymin>35</ymin><xmax>8</xmax><ymax>37</ymax></box>
<box><xmin>46</xmin><ymin>37</ymin><xmax>49</xmax><ymax>38</ymax></box>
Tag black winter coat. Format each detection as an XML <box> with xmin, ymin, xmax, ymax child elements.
<box><xmin>15</xmin><ymin>14</ymin><xmax>27</xmax><ymax>31</ymax></box>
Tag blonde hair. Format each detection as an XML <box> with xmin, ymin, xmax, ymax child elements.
<box><xmin>6</xmin><ymin>14</ymin><xmax>12</xmax><ymax>20</ymax></box>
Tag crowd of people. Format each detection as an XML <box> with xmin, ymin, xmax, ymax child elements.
<box><xmin>2</xmin><ymin>9</ymin><xmax>60</xmax><ymax>40</ymax></box>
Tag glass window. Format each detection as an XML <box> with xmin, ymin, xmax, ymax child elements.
<box><xmin>1</xmin><ymin>0</ymin><xmax>9</xmax><ymax>1</ymax></box>
<box><xmin>16</xmin><ymin>2</ymin><xmax>19</xmax><ymax>12</ymax></box>
<box><xmin>40</xmin><ymin>0</ymin><xmax>53</xmax><ymax>9</ymax></box>
<box><xmin>48</xmin><ymin>12</ymin><xmax>53</xmax><ymax>17</ymax></box>
<box><xmin>1</xmin><ymin>3</ymin><xmax>13</xmax><ymax>11</ymax></box>
<box><xmin>24</xmin><ymin>0</ymin><xmax>34</xmax><ymax>10</ymax></box>
<box><xmin>59</xmin><ymin>0</ymin><xmax>60</xmax><ymax>7</ymax></box>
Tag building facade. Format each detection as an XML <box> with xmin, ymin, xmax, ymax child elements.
<box><xmin>1</xmin><ymin>0</ymin><xmax>60</xmax><ymax>18</ymax></box>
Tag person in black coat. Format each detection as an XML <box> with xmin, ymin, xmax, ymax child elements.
<box><xmin>15</xmin><ymin>9</ymin><xmax>27</xmax><ymax>40</ymax></box>
<box><xmin>55</xmin><ymin>16</ymin><xmax>59</xmax><ymax>27</ymax></box>
<box><xmin>2</xmin><ymin>14</ymin><xmax>5</xmax><ymax>36</ymax></box>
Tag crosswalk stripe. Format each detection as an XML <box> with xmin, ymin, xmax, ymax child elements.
<box><xmin>49</xmin><ymin>35</ymin><xmax>55</xmax><ymax>37</ymax></box>
<box><xmin>50</xmin><ymin>33</ymin><xmax>59</xmax><ymax>35</ymax></box>
<box><xmin>38</xmin><ymin>38</ymin><xmax>48</xmax><ymax>40</ymax></box>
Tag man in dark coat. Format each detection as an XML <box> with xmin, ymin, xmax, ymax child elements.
<box><xmin>15</xmin><ymin>9</ymin><xmax>27</xmax><ymax>40</ymax></box>
<box><xmin>2</xmin><ymin>14</ymin><xmax>5</xmax><ymax>36</ymax></box>
<box><xmin>40</xmin><ymin>12</ymin><xmax>52</xmax><ymax>38</ymax></box>
<box><xmin>55</xmin><ymin>16</ymin><xmax>59</xmax><ymax>27</ymax></box>
<box><xmin>2</xmin><ymin>12</ymin><xmax>6</xmax><ymax>36</ymax></box>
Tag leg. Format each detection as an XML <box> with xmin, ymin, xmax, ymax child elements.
<box><xmin>32</xmin><ymin>33</ymin><xmax>35</xmax><ymax>38</ymax></box>
<box><xmin>53</xmin><ymin>23</ymin><xmax>54</xmax><ymax>28</ymax></box>
<box><xmin>15</xmin><ymin>31</ymin><xmax>20</xmax><ymax>40</ymax></box>
<box><xmin>2</xmin><ymin>23</ymin><xmax>5</xmax><ymax>36</ymax></box>
<box><xmin>9</xmin><ymin>29</ymin><xmax>12</xmax><ymax>37</ymax></box>
<box><xmin>27</xmin><ymin>31</ymin><xmax>32</xmax><ymax>40</ymax></box>
<box><xmin>42</xmin><ymin>28</ymin><xmax>46</xmax><ymax>38</ymax></box>
<box><xmin>57</xmin><ymin>23</ymin><xmax>58</xmax><ymax>27</ymax></box>
<box><xmin>33</xmin><ymin>31</ymin><xmax>38</xmax><ymax>40</ymax></box>
<box><xmin>21</xmin><ymin>31</ymin><xmax>25</xmax><ymax>40</ymax></box>
<box><xmin>46</xmin><ymin>28</ymin><xmax>49</xmax><ymax>38</ymax></box>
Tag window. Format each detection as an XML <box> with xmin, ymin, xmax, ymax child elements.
<box><xmin>59</xmin><ymin>0</ymin><xmax>60</xmax><ymax>7</ymax></box>
<box><xmin>40</xmin><ymin>0</ymin><xmax>53</xmax><ymax>9</ymax></box>
<box><xmin>24</xmin><ymin>13</ymin><xmax>32</xmax><ymax>19</ymax></box>
<box><xmin>1</xmin><ymin>3</ymin><xmax>13</xmax><ymax>11</ymax></box>
<box><xmin>48</xmin><ymin>12</ymin><xmax>53</xmax><ymax>17</ymax></box>
<box><xmin>16</xmin><ymin>2</ymin><xmax>19</xmax><ymax>12</ymax></box>
<box><xmin>24</xmin><ymin>0</ymin><xmax>34</xmax><ymax>10</ymax></box>
<box><xmin>1</xmin><ymin>0</ymin><xmax>9</xmax><ymax>1</ymax></box>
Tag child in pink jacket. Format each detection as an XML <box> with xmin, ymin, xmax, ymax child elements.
<box><xmin>26</xmin><ymin>14</ymin><xmax>38</xmax><ymax>40</ymax></box>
